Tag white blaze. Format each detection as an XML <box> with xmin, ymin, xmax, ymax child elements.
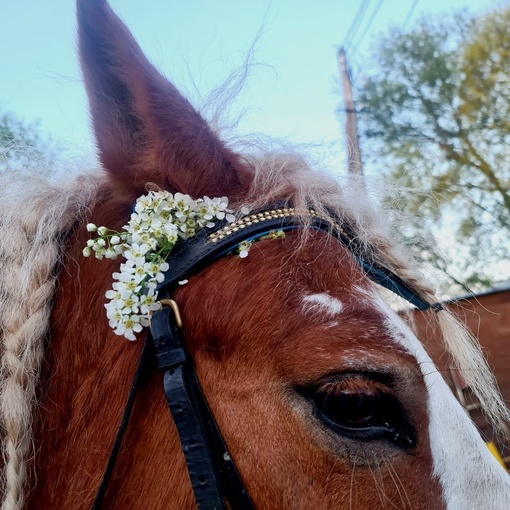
<box><xmin>370</xmin><ymin>292</ymin><xmax>510</xmax><ymax>509</ymax></box>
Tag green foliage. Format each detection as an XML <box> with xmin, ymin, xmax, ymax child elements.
<box><xmin>356</xmin><ymin>7</ymin><xmax>510</xmax><ymax>291</ymax></box>
<box><xmin>0</xmin><ymin>111</ymin><xmax>53</xmax><ymax>171</ymax></box>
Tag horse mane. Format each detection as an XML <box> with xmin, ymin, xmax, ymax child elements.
<box><xmin>0</xmin><ymin>170</ymin><xmax>102</xmax><ymax>508</ymax></box>
<box><xmin>0</xmin><ymin>150</ymin><xmax>507</xmax><ymax>507</ymax></box>
<box><xmin>241</xmin><ymin>152</ymin><xmax>431</xmax><ymax>290</ymax></box>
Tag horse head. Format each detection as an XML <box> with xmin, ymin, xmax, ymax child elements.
<box><xmin>1</xmin><ymin>1</ymin><xmax>508</xmax><ymax>508</ymax></box>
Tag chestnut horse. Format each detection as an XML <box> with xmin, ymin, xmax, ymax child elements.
<box><xmin>1</xmin><ymin>0</ymin><xmax>509</xmax><ymax>508</ymax></box>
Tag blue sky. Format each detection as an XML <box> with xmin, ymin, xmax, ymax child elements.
<box><xmin>0</xmin><ymin>0</ymin><xmax>499</xmax><ymax>171</ymax></box>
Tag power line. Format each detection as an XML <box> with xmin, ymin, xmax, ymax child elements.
<box><xmin>350</xmin><ymin>0</ymin><xmax>385</xmax><ymax>56</ymax></box>
<box><xmin>403</xmin><ymin>0</ymin><xmax>420</xmax><ymax>29</ymax></box>
<box><xmin>342</xmin><ymin>0</ymin><xmax>371</xmax><ymax>49</ymax></box>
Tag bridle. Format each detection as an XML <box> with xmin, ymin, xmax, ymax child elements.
<box><xmin>92</xmin><ymin>205</ymin><xmax>441</xmax><ymax>510</ymax></box>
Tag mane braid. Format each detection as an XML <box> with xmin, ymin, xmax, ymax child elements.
<box><xmin>0</xmin><ymin>171</ymin><xmax>101</xmax><ymax>510</ymax></box>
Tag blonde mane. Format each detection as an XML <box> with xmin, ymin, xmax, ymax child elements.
<box><xmin>0</xmin><ymin>157</ymin><xmax>507</xmax><ymax>509</ymax></box>
<box><xmin>0</xmin><ymin>170</ymin><xmax>102</xmax><ymax>509</ymax></box>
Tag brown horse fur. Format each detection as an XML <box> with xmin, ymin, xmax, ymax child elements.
<box><xmin>0</xmin><ymin>0</ymin><xmax>509</xmax><ymax>508</ymax></box>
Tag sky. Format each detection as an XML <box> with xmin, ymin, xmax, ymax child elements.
<box><xmin>1</xmin><ymin>0</ymin><xmax>499</xmax><ymax>173</ymax></box>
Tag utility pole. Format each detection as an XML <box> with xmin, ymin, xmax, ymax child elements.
<box><xmin>338</xmin><ymin>47</ymin><xmax>363</xmax><ymax>176</ymax></box>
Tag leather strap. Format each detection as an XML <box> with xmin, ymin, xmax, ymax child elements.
<box><xmin>92</xmin><ymin>338</ymin><xmax>150</xmax><ymax>509</ymax></box>
<box><xmin>184</xmin><ymin>360</ymin><xmax>255</xmax><ymax>510</ymax></box>
<box><xmin>150</xmin><ymin>305</ymin><xmax>254</xmax><ymax>510</ymax></box>
<box><xmin>156</xmin><ymin>205</ymin><xmax>439</xmax><ymax>312</ymax></box>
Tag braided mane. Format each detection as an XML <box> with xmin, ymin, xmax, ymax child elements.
<box><xmin>0</xmin><ymin>171</ymin><xmax>101</xmax><ymax>509</ymax></box>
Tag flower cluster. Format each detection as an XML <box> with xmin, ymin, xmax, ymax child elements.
<box><xmin>83</xmin><ymin>191</ymin><xmax>234</xmax><ymax>340</ymax></box>
<box><xmin>234</xmin><ymin>229</ymin><xmax>286</xmax><ymax>258</ymax></box>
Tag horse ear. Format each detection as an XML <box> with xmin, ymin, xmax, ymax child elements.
<box><xmin>76</xmin><ymin>0</ymin><xmax>249</xmax><ymax>200</ymax></box>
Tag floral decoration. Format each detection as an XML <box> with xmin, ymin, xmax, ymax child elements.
<box><xmin>83</xmin><ymin>191</ymin><xmax>234</xmax><ymax>340</ymax></box>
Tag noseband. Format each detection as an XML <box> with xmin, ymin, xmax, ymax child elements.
<box><xmin>92</xmin><ymin>205</ymin><xmax>440</xmax><ymax>510</ymax></box>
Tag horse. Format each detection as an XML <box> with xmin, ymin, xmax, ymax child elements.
<box><xmin>1</xmin><ymin>0</ymin><xmax>509</xmax><ymax>508</ymax></box>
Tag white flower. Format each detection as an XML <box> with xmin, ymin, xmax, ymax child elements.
<box><xmin>139</xmin><ymin>294</ymin><xmax>161</xmax><ymax>314</ymax></box>
<box><xmin>105</xmin><ymin>289</ymin><xmax>121</xmax><ymax>300</ymax></box>
<box><xmin>114</xmin><ymin>315</ymin><xmax>143</xmax><ymax>341</ymax></box>
<box><xmin>104</xmin><ymin>248</ymin><xmax>118</xmax><ymax>259</ymax></box>
<box><xmin>84</xmin><ymin>190</ymin><xmax>236</xmax><ymax>340</ymax></box>
<box><xmin>237</xmin><ymin>240</ymin><xmax>252</xmax><ymax>258</ymax></box>
<box><xmin>106</xmin><ymin>308</ymin><xmax>123</xmax><ymax>329</ymax></box>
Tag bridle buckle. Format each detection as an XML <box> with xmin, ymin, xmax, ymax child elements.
<box><xmin>157</xmin><ymin>298</ymin><xmax>183</xmax><ymax>328</ymax></box>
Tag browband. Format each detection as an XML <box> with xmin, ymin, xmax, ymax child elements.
<box><xmin>156</xmin><ymin>204</ymin><xmax>438</xmax><ymax>311</ymax></box>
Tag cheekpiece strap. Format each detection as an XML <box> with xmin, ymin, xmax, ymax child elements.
<box><xmin>150</xmin><ymin>306</ymin><xmax>226</xmax><ymax>509</ymax></box>
<box><xmin>150</xmin><ymin>305</ymin><xmax>255</xmax><ymax>510</ymax></box>
<box><xmin>92</xmin><ymin>339</ymin><xmax>150</xmax><ymax>510</ymax></box>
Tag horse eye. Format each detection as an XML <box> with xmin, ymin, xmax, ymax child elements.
<box><xmin>318</xmin><ymin>389</ymin><xmax>378</xmax><ymax>428</ymax></box>
<box><xmin>306</xmin><ymin>377</ymin><xmax>416</xmax><ymax>450</ymax></box>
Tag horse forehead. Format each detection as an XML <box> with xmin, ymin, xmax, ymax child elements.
<box><xmin>295</xmin><ymin>286</ymin><xmax>418</xmax><ymax>368</ymax></box>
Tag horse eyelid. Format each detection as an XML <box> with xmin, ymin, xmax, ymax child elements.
<box><xmin>298</xmin><ymin>379</ymin><xmax>417</xmax><ymax>450</ymax></box>
<box><xmin>309</xmin><ymin>370</ymin><xmax>396</xmax><ymax>394</ymax></box>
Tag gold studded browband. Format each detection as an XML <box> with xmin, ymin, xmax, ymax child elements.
<box><xmin>155</xmin><ymin>204</ymin><xmax>438</xmax><ymax>312</ymax></box>
<box><xmin>208</xmin><ymin>207</ymin><xmax>350</xmax><ymax>245</ymax></box>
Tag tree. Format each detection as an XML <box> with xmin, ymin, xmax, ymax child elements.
<box><xmin>0</xmin><ymin>111</ymin><xmax>53</xmax><ymax>171</ymax></box>
<box><xmin>355</xmin><ymin>7</ymin><xmax>510</xmax><ymax>291</ymax></box>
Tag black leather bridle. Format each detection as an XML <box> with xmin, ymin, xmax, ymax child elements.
<box><xmin>92</xmin><ymin>205</ymin><xmax>441</xmax><ymax>510</ymax></box>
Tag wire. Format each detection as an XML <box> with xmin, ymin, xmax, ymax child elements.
<box><xmin>343</xmin><ymin>0</ymin><xmax>371</xmax><ymax>49</ymax></box>
<box><xmin>403</xmin><ymin>0</ymin><xmax>420</xmax><ymax>29</ymax></box>
<box><xmin>350</xmin><ymin>0</ymin><xmax>385</xmax><ymax>56</ymax></box>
